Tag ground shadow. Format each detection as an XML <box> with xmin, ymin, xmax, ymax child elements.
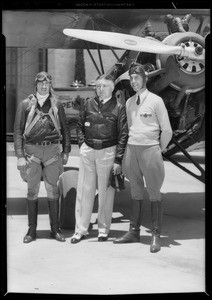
<box><xmin>110</xmin><ymin>189</ymin><xmax>205</xmax><ymax>249</ymax></box>
<box><xmin>36</xmin><ymin>229</ymin><xmax>74</xmax><ymax>239</ymax></box>
<box><xmin>7</xmin><ymin>181</ymin><xmax>205</xmax><ymax>249</ymax></box>
<box><xmin>7</xmin><ymin>197</ymin><xmax>49</xmax><ymax>215</ymax></box>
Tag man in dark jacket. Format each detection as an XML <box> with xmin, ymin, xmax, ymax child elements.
<box><xmin>70</xmin><ymin>74</ymin><xmax>128</xmax><ymax>243</ymax></box>
<box><xmin>14</xmin><ymin>71</ymin><xmax>71</xmax><ymax>243</ymax></box>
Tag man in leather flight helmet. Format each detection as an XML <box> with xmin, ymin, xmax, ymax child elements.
<box><xmin>113</xmin><ymin>63</ymin><xmax>173</xmax><ymax>253</ymax></box>
<box><xmin>13</xmin><ymin>71</ymin><xmax>71</xmax><ymax>243</ymax></box>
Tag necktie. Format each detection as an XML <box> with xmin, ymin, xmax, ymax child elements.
<box><xmin>136</xmin><ymin>95</ymin><xmax>140</xmax><ymax>105</ymax></box>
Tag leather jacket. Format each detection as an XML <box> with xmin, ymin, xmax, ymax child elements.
<box><xmin>14</xmin><ymin>93</ymin><xmax>71</xmax><ymax>158</ymax></box>
<box><xmin>77</xmin><ymin>95</ymin><xmax>128</xmax><ymax>164</ymax></box>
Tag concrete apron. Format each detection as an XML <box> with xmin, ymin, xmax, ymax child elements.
<box><xmin>6</xmin><ymin>151</ymin><xmax>205</xmax><ymax>295</ymax></box>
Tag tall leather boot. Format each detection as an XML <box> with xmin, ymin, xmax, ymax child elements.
<box><xmin>150</xmin><ymin>201</ymin><xmax>163</xmax><ymax>253</ymax></box>
<box><xmin>48</xmin><ymin>200</ymin><xmax>66</xmax><ymax>242</ymax></box>
<box><xmin>113</xmin><ymin>199</ymin><xmax>143</xmax><ymax>243</ymax></box>
<box><xmin>23</xmin><ymin>200</ymin><xmax>38</xmax><ymax>243</ymax></box>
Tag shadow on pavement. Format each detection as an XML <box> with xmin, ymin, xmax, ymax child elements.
<box><xmin>7</xmin><ymin>181</ymin><xmax>205</xmax><ymax>247</ymax></box>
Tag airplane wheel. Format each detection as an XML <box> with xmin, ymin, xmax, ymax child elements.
<box><xmin>157</xmin><ymin>32</ymin><xmax>205</xmax><ymax>91</ymax></box>
<box><xmin>115</xmin><ymin>89</ymin><xmax>126</xmax><ymax>104</ymax></box>
<box><xmin>59</xmin><ymin>169</ymin><xmax>79</xmax><ymax>229</ymax></box>
<box><xmin>114</xmin><ymin>80</ymin><xmax>133</xmax><ymax>104</ymax></box>
<box><xmin>69</xmin><ymin>121</ymin><xmax>78</xmax><ymax>140</ymax></box>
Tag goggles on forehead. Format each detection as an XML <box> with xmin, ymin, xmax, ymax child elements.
<box><xmin>35</xmin><ymin>73</ymin><xmax>52</xmax><ymax>82</ymax></box>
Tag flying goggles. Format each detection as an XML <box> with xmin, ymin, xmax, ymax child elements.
<box><xmin>35</xmin><ymin>73</ymin><xmax>52</xmax><ymax>82</ymax></box>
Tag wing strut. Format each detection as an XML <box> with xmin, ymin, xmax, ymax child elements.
<box><xmin>163</xmin><ymin>138</ymin><xmax>205</xmax><ymax>183</ymax></box>
<box><xmin>83</xmin><ymin>41</ymin><xmax>102</xmax><ymax>75</ymax></box>
<box><xmin>110</xmin><ymin>47</ymin><xmax>120</xmax><ymax>61</ymax></box>
<box><xmin>97</xmin><ymin>48</ymin><xmax>104</xmax><ymax>74</ymax></box>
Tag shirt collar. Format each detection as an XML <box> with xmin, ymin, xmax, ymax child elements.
<box><xmin>100</xmin><ymin>97</ymin><xmax>112</xmax><ymax>104</ymax></box>
<box><xmin>137</xmin><ymin>88</ymin><xmax>148</xmax><ymax>99</ymax></box>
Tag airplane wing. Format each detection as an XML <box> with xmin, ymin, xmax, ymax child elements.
<box><xmin>3</xmin><ymin>9</ymin><xmax>209</xmax><ymax>49</ymax></box>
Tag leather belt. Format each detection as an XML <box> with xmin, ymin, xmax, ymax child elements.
<box><xmin>85</xmin><ymin>139</ymin><xmax>117</xmax><ymax>150</ymax></box>
<box><xmin>26</xmin><ymin>140</ymin><xmax>60</xmax><ymax>147</ymax></box>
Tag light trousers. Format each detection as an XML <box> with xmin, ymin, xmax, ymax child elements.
<box><xmin>75</xmin><ymin>143</ymin><xmax>116</xmax><ymax>235</ymax></box>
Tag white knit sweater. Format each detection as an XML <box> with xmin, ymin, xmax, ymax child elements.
<box><xmin>126</xmin><ymin>89</ymin><xmax>172</xmax><ymax>151</ymax></box>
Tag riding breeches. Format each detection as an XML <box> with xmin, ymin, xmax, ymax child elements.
<box><xmin>24</xmin><ymin>143</ymin><xmax>63</xmax><ymax>200</ymax></box>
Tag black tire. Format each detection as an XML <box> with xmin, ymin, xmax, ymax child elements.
<box><xmin>59</xmin><ymin>169</ymin><xmax>79</xmax><ymax>229</ymax></box>
<box><xmin>114</xmin><ymin>80</ymin><xmax>134</xmax><ymax>104</ymax></box>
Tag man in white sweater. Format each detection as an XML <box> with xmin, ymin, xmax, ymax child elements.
<box><xmin>114</xmin><ymin>63</ymin><xmax>173</xmax><ymax>252</ymax></box>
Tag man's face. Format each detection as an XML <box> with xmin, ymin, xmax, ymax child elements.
<box><xmin>36</xmin><ymin>81</ymin><xmax>50</xmax><ymax>95</ymax></box>
<box><xmin>95</xmin><ymin>79</ymin><xmax>114</xmax><ymax>100</ymax></box>
<box><xmin>130</xmin><ymin>73</ymin><xmax>145</xmax><ymax>92</ymax></box>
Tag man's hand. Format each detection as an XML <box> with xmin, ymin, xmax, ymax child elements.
<box><xmin>17</xmin><ymin>157</ymin><xmax>28</xmax><ymax>171</ymax></box>
<box><xmin>113</xmin><ymin>163</ymin><xmax>122</xmax><ymax>175</ymax></box>
<box><xmin>61</xmin><ymin>152</ymin><xmax>69</xmax><ymax>165</ymax></box>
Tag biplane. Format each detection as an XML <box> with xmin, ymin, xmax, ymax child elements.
<box><xmin>3</xmin><ymin>9</ymin><xmax>209</xmax><ymax>183</ymax></box>
<box><xmin>63</xmin><ymin>12</ymin><xmax>209</xmax><ymax>183</ymax></box>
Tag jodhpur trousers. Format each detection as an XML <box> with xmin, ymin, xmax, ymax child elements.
<box><xmin>24</xmin><ymin>143</ymin><xmax>63</xmax><ymax>200</ymax></box>
<box><xmin>124</xmin><ymin>144</ymin><xmax>165</xmax><ymax>201</ymax></box>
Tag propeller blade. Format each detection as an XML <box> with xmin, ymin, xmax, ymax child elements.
<box><xmin>63</xmin><ymin>29</ymin><xmax>180</xmax><ymax>54</ymax></box>
<box><xmin>63</xmin><ymin>29</ymin><xmax>205</xmax><ymax>62</ymax></box>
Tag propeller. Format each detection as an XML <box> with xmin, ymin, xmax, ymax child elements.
<box><xmin>63</xmin><ymin>29</ymin><xmax>205</xmax><ymax>62</ymax></box>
